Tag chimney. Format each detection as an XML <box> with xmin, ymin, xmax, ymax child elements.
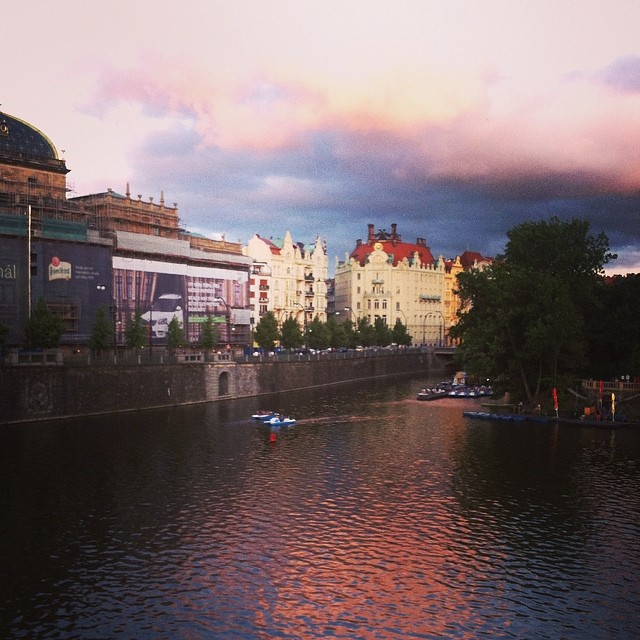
<box><xmin>368</xmin><ymin>223</ymin><xmax>375</xmax><ymax>243</ymax></box>
<box><xmin>391</xmin><ymin>223</ymin><xmax>397</xmax><ymax>245</ymax></box>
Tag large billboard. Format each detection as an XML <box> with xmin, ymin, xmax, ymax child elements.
<box><xmin>37</xmin><ymin>241</ymin><xmax>114</xmax><ymax>344</ymax></box>
<box><xmin>112</xmin><ymin>256</ymin><xmax>249</xmax><ymax>345</ymax></box>
<box><xmin>0</xmin><ymin>237</ymin><xmax>113</xmax><ymax>345</ymax></box>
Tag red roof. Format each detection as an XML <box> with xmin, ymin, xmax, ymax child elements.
<box><xmin>459</xmin><ymin>250</ymin><xmax>492</xmax><ymax>270</ymax></box>
<box><xmin>350</xmin><ymin>239</ymin><xmax>435</xmax><ymax>267</ymax></box>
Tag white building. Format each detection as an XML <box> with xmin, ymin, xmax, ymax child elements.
<box><xmin>244</xmin><ymin>231</ymin><xmax>328</xmax><ymax>330</ymax></box>
<box><xmin>334</xmin><ymin>223</ymin><xmax>450</xmax><ymax>345</ymax></box>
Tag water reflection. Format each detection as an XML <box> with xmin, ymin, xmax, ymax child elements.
<box><xmin>1</xmin><ymin>378</ymin><xmax>640</xmax><ymax>639</ymax></box>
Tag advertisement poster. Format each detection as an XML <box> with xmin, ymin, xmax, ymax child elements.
<box><xmin>0</xmin><ymin>238</ymin><xmax>114</xmax><ymax>345</ymax></box>
<box><xmin>39</xmin><ymin>241</ymin><xmax>114</xmax><ymax>344</ymax></box>
<box><xmin>112</xmin><ymin>256</ymin><xmax>249</xmax><ymax>345</ymax></box>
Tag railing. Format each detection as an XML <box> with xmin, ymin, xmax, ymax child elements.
<box><xmin>2</xmin><ymin>344</ymin><xmax>456</xmax><ymax>367</ymax></box>
<box><xmin>582</xmin><ymin>379</ymin><xmax>640</xmax><ymax>392</ymax></box>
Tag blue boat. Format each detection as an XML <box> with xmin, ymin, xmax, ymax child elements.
<box><xmin>463</xmin><ymin>410</ymin><xmax>550</xmax><ymax>424</ymax></box>
<box><xmin>268</xmin><ymin>416</ymin><xmax>297</xmax><ymax>427</ymax></box>
<box><xmin>252</xmin><ymin>411</ymin><xmax>278</xmax><ymax>421</ymax></box>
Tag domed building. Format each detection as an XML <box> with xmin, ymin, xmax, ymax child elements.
<box><xmin>0</xmin><ymin>111</ymin><xmax>70</xmax><ymax>204</ymax></box>
<box><xmin>0</xmin><ymin>111</ymin><xmax>252</xmax><ymax>351</ymax></box>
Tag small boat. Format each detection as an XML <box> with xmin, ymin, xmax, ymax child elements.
<box><xmin>268</xmin><ymin>416</ymin><xmax>296</xmax><ymax>427</ymax></box>
<box><xmin>463</xmin><ymin>410</ymin><xmax>550</xmax><ymax>424</ymax></box>
<box><xmin>417</xmin><ymin>387</ymin><xmax>448</xmax><ymax>401</ymax></box>
<box><xmin>252</xmin><ymin>411</ymin><xmax>278</xmax><ymax>421</ymax></box>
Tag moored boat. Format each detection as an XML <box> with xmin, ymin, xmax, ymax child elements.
<box><xmin>417</xmin><ymin>387</ymin><xmax>448</xmax><ymax>401</ymax></box>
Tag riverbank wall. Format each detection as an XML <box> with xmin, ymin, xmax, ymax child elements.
<box><xmin>0</xmin><ymin>349</ymin><xmax>451</xmax><ymax>424</ymax></box>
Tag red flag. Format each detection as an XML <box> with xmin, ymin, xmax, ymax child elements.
<box><xmin>552</xmin><ymin>387</ymin><xmax>558</xmax><ymax>411</ymax></box>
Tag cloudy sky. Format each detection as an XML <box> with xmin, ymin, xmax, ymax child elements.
<box><xmin>4</xmin><ymin>0</ymin><xmax>639</xmax><ymax>273</ymax></box>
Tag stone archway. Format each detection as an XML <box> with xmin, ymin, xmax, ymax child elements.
<box><xmin>219</xmin><ymin>371</ymin><xmax>230</xmax><ymax>396</ymax></box>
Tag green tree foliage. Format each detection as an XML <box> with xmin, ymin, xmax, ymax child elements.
<box><xmin>199</xmin><ymin>316</ymin><xmax>219</xmax><ymax>350</ymax></box>
<box><xmin>451</xmin><ymin>217</ymin><xmax>614</xmax><ymax>404</ymax></box>
<box><xmin>23</xmin><ymin>298</ymin><xmax>66</xmax><ymax>349</ymax></box>
<box><xmin>342</xmin><ymin>319</ymin><xmax>359</xmax><ymax>348</ymax></box>
<box><xmin>126</xmin><ymin>309</ymin><xmax>148</xmax><ymax>349</ymax></box>
<box><xmin>280</xmin><ymin>316</ymin><xmax>304</xmax><ymax>349</ymax></box>
<box><xmin>391</xmin><ymin>318</ymin><xmax>412</xmax><ymax>346</ymax></box>
<box><xmin>373</xmin><ymin>316</ymin><xmax>393</xmax><ymax>346</ymax></box>
<box><xmin>166</xmin><ymin>317</ymin><xmax>186</xmax><ymax>351</ymax></box>
<box><xmin>326</xmin><ymin>314</ymin><xmax>347</xmax><ymax>349</ymax></box>
<box><xmin>306</xmin><ymin>316</ymin><xmax>330</xmax><ymax>350</ymax></box>
<box><xmin>254</xmin><ymin>311</ymin><xmax>279</xmax><ymax>351</ymax></box>
<box><xmin>585</xmin><ymin>274</ymin><xmax>640</xmax><ymax>379</ymax></box>
<box><xmin>88</xmin><ymin>305</ymin><xmax>114</xmax><ymax>352</ymax></box>
<box><xmin>357</xmin><ymin>317</ymin><xmax>376</xmax><ymax>347</ymax></box>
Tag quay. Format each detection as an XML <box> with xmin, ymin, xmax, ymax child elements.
<box><xmin>0</xmin><ymin>346</ymin><xmax>454</xmax><ymax>425</ymax></box>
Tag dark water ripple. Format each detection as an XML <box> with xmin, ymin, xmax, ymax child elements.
<box><xmin>2</xmin><ymin>380</ymin><xmax>640</xmax><ymax>639</ymax></box>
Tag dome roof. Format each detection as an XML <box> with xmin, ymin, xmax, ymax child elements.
<box><xmin>0</xmin><ymin>111</ymin><xmax>59</xmax><ymax>160</ymax></box>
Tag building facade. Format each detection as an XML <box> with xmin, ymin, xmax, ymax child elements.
<box><xmin>335</xmin><ymin>223</ymin><xmax>476</xmax><ymax>345</ymax></box>
<box><xmin>244</xmin><ymin>231</ymin><xmax>328</xmax><ymax>330</ymax></box>
<box><xmin>0</xmin><ymin>110</ymin><xmax>252</xmax><ymax>349</ymax></box>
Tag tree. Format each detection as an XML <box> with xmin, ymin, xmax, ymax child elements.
<box><xmin>254</xmin><ymin>311</ymin><xmax>279</xmax><ymax>351</ymax></box>
<box><xmin>166</xmin><ymin>317</ymin><xmax>186</xmax><ymax>351</ymax></box>
<box><xmin>585</xmin><ymin>274</ymin><xmax>640</xmax><ymax>379</ymax></box>
<box><xmin>343</xmin><ymin>319</ymin><xmax>359</xmax><ymax>348</ymax></box>
<box><xmin>199</xmin><ymin>316</ymin><xmax>219</xmax><ymax>350</ymax></box>
<box><xmin>451</xmin><ymin>217</ymin><xmax>613</xmax><ymax>404</ymax></box>
<box><xmin>126</xmin><ymin>309</ymin><xmax>147</xmax><ymax>350</ymax></box>
<box><xmin>23</xmin><ymin>298</ymin><xmax>66</xmax><ymax>349</ymax></box>
<box><xmin>88</xmin><ymin>305</ymin><xmax>114</xmax><ymax>352</ymax></box>
<box><xmin>391</xmin><ymin>318</ymin><xmax>412</xmax><ymax>346</ymax></box>
<box><xmin>373</xmin><ymin>317</ymin><xmax>393</xmax><ymax>346</ymax></box>
<box><xmin>357</xmin><ymin>317</ymin><xmax>376</xmax><ymax>347</ymax></box>
<box><xmin>280</xmin><ymin>316</ymin><xmax>304</xmax><ymax>349</ymax></box>
<box><xmin>306</xmin><ymin>316</ymin><xmax>330</xmax><ymax>350</ymax></box>
<box><xmin>326</xmin><ymin>314</ymin><xmax>347</xmax><ymax>349</ymax></box>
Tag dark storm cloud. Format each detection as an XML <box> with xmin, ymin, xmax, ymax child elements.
<box><xmin>130</xmin><ymin>113</ymin><xmax>639</xmax><ymax>273</ymax></box>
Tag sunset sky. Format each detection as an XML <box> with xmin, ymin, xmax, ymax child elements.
<box><xmin>4</xmin><ymin>0</ymin><xmax>639</xmax><ymax>273</ymax></box>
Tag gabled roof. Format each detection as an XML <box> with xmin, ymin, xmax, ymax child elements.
<box><xmin>349</xmin><ymin>224</ymin><xmax>435</xmax><ymax>267</ymax></box>
<box><xmin>350</xmin><ymin>240</ymin><xmax>435</xmax><ymax>267</ymax></box>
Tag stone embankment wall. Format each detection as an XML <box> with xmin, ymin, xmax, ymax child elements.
<box><xmin>0</xmin><ymin>351</ymin><xmax>445</xmax><ymax>424</ymax></box>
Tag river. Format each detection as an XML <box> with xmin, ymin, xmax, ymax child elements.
<box><xmin>2</xmin><ymin>376</ymin><xmax>639</xmax><ymax>639</ymax></box>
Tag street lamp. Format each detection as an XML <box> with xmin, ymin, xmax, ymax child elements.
<box><xmin>294</xmin><ymin>302</ymin><xmax>307</xmax><ymax>344</ymax></box>
<box><xmin>215</xmin><ymin>296</ymin><xmax>232</xmax><ymax>348</ymax></box>
<box><xmin>344</xmin><ymin>307</ymin><xmax>357</xmax><ymax>323</ymax></box>
<box><xmin>96</xmin><ymin>283</ymin><xmax>117</xmax><ymax>352</ymax></box>
<box><xmin>426</xmin><ymin>311</ymin><xmax>445</xmax><ymax>346</ymax></box>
